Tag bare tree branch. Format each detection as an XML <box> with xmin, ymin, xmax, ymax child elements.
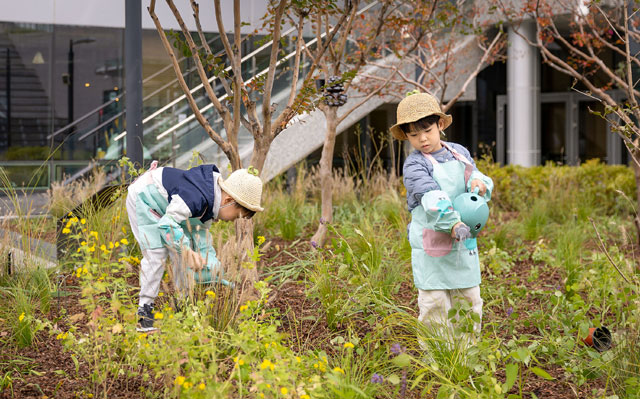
<box><xmin>148</xmin><ymin>0</ymin><xmax>238</xmax><ymax>167</ymax></box>
<box><xmin>261</xmin><ymin>0</ymin><xmax>288</xmax><ymax>141</ymax></box>
<box><xmin>338</xmin><ymin>67</ymin><xmax>398</xmax><ymax>125</ymax></box>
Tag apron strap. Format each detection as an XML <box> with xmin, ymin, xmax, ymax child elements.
<box><xmin>441</xmin><ymin>143</ymin><xmax>473</xmax><ymax>186</ymax></box>
<box><xmin>422</xmin><ymin>144</ymin><xmax>473</xmax><ymax>187</ymax></box>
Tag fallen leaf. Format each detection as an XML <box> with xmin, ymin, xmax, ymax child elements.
<box><xmin>69</xmin><ymin>313</ymin><xmax>85</xmax><ymax>323</ymax></box>
<box><xmin>112</xmin><ymin>323</ymin><xmax>123</xmax><ymax>334</ymax></box>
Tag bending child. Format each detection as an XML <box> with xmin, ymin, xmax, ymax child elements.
<box><xmin>391</xmin><ymin>92</ymin><xmax>493</xmax><ymax>336</ymax></box>
<box><xmin>125</xmin><ymin>162</ymin><xmax>264</xmax><ymax>332</ymax></box>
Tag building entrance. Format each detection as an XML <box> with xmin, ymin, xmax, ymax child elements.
<box><xmin>496</xmin><ymin>91</ymin><xmax>625</xmax><ymax>165</ymax></box>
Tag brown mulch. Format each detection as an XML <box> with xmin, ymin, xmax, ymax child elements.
<box><xmin>2</xmin><ymin>229</ymin><xmax>620</xmax><ymax>399</ymax></box>
<box><xmin>0</xmin><ymin>277</ymin><xmax>147</xmax><ymax>399</ymax></box>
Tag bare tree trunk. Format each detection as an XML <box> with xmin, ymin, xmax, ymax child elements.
<box><xmin>220</xmin><ymin>218</ymin><xmax>258</xmax><ymax>288</ymax></box>
<box><xmin>311</xmin><ymin>107</ymin><xmax>338</xmax><ymax>247</ymax></box>
<box><xmin>250</xmin><ymin>133</ymin><xmax>271</xmax><ymax>173</ymax></box>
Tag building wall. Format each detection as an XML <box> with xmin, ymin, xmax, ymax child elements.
<box><xmin>0</xmin><ymin>1</ymin><xmax>269</xmax><ymax>33</ymax></box>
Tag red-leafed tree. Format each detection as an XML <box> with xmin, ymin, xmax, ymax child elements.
<box><xmin>495</xmin><ymin>0</ymin><xmax>640</xmax><ymax>241</ymax></box>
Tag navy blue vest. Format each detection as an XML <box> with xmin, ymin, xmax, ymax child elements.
<box><xmin>162</xmin><ymin>164</ymin><xmax>219</xmax><ymax>223</ymax></box>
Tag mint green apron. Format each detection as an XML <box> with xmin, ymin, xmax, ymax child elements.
<box><xmin>408</xmin><ymin>143</ymin><xmax>481</xmax><ymax>290</ymax></box>
<box><xmin>134</xmin><ymin>182</ymin><xmax>222</xmax><ymax>284</ymax></box>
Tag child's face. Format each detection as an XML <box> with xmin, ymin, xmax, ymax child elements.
<box><xmin>218</xmin><ymin>193</ymin><xmax>246</xmax><ymax>221</ymax></box>
<box><xmin>406</xmin><ymin>119</ymin><xmax>445</xmax><ymax>153</ymax></box>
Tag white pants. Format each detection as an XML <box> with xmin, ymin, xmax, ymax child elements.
<box><xmin>126</xmin><ymin>176</ymin><xmax>186</xmax><ymax>307</ymax></box>
<box><xmin>417</xmin><ymin>286</ymin><xmax>483</xmax><ymax>334</ymax></box>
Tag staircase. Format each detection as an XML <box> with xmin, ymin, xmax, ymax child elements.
<box><xmin>0</xmin><ymin>33</ymin><xmax>65</xmax><ymax>153</ymax></box>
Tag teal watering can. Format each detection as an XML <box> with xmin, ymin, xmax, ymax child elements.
<box><xmin>452</xmin><ymin>187</ymin><xmax>489</xmax><ymax>237</ymax></box>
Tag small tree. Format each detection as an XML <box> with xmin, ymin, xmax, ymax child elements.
<box><xmin>305</xmin><ymin>0</ymin><xmax>403</xmax><ymax>246</ymax></box>
<box><xmin>148</xmin><ymin>0</ymin><xmax>351</xmax><ymax>280</ymax></box>
<box><xmin>495</xmin><ymin>0</ymin><xmax>640</xmax><ymax>240</ymax></box>
<box><xmin>365</xmin><ymin>0</ymin><xmax>505</xmax><ymax>125</ymax></box>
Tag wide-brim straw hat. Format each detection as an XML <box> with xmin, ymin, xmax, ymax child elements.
<box><xmin>390</xmin><ymin>92</ymin><xmax>452</xmax><ymax>140</ymax></box>
<box><xmin>219</xmin><ymin>168</ymin><xmax>264</xmax><ymax>212</ymax></box>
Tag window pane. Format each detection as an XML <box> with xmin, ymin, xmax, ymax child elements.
<box><xmin>541</xmin><ymin>102</ymin><xmax>565</xmax><ymax>164</ymax></box>
<box><xmin>578</xmin><ymin>101</ymin><xmax>607</xmax><ymax>162</ymax></box>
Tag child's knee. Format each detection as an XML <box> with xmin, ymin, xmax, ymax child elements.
<box><xmin>417</xmin><ymin>289</ymin><xmax>449</xmax><ymax>320</ymax></box>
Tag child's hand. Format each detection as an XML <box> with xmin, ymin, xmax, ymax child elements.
<box><xmin>451</xmin><ymin>222</ymin><xmax>471</xmax><ymax>241</ymax></box>
<box><xmin>470</xmin><ymin>179</ymin><xmax>487</xmax><ymax>196</ymax></box>
<box><xmin>182</xmin><ymin>248</ymin><xmax>205</xmax><ymax>271</ymax></box>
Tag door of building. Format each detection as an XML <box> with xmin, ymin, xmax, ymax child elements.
<box><xmin>496</xmin><ymin>91</ymin><xmax>624</xmax><ymax>165</ymax></box>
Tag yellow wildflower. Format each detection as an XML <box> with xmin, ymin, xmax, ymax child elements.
<box><xmin>260</xmin><ymin>359</ymin><xmax>274</xmax><ymax>371</ymax></box>
<box><xmin>158</xmin><ymin>292</ymin><xmax>164</xmax><ymax>297</ymax></box>
<box><xmin>80</xmin><ymin>241</ymin><xmax>87</xmax><ymax>246</ymax></box>
<box><xmin>240</xmin><ymin>305</ymin><xmax>248</xmax><ymax>312</ymax></box>
<box><xmin>90</xmin><ymin>231</ymin><xmax>98</xmax><ymax>239</ymax></box>
<box><xmin>108</xmin><ymin>242</ymin><xmax>114</xmax><ymax>249</ymax></box>
<box><xmin>88</xmin><ymin>246</ymin><xmax>95</xmax><ymax>252</ymax></box>
<box><xmin>300</xmin><ymin>395</ymin><xmax>310</xmax><ymax>399</ymax></box>
<box><xmin>18</xmin><ymin>312</ymin><xmax>25</xmax><ymax>322</ymax></box>
<box><xmin>280</xmin><ymin>387</ymin><xmax>288</xmax><ymax>395</ymax></box>
<box><xmin>257</xmin><ymin>235</ymin><xmax>266</xmax><ymax>245</ymax></box>
<box><xmin>313</xmin><ymin>363</ymin><xmax>319</xmax><ymax>369</ymax></box>
<box><xmin>62</xmin><ymin>228</ymin><xmax>71</xmax><ymax>234</ymax></box>
<box><xmin>114</xmin><ymin>242</ymin><xmax>120</xmax><ymax>248</ymax></box>
<box><xmin>120</xmin><ymin>238</ymin><xmax>129</xmax><ymax>245</ymax></box>
<box><xmin>80</xmin><ymin>218</ymin><xmax>86</xmax><ymax>224</ymax></box>
<box><xmin>333</xmin><ymin>367</ymin><xmax>345</xmax><ymax>374</ymax></box>
<box><xmin>343</xmin><ymin>342</ymin><xmax>354</xmax><ymax>349</ymax></box>
<box><xmin>266</xmin><ymin>384</ymin><xmax>271</xmax><ymax>388</ymax></box>
<box><xmin>198</xmin><ymin>383</ymin><xmax>205</xmax><ymax>390</ymax></box>
<box><xmin>238</xmin><ymin>359</ymin><xmax>245</xmax><ymax>366</ymax></box>
<box><xmin>154</xmin><ymin>312</ymin><xmax>163</xmax><ymax>320</ymax></box>
<box><xmin>296</xmin><ymin>356</ymin><xmax>301</xmax><ymax>363</ymax></box>
<box><xmin>70</xmin><ymin>217</ymin><xmax>78</xmax><ymax>224</ymax></box>
<box><xmin>100</xmin><ymin>244</ymin><xmax>107</xmax><ymax>252</ymax></box>
<box><xmin>174</xmin><ymin>376</ymin><xmax>185</xmax><ymax>386</ymax></box>
<box><xmin>259</xmin><ymin>394</ymin><xmax>265</xmax><ymax>399</ymax></box>
<box><xmin>205</xmin><ymin>290</ymin><xmax>216</xmax><ymax>299</ymax></box>
<box><xmin>183</xmin><ymin>382</ymin><xmax>193</xmax><ymax>389</ymax></box>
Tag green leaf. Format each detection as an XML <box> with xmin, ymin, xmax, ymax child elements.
<box><xmin>531</xmin><ymin>366</ymin><xmax>554</xmax><ymax>380</ymax></box>
<box><xmin>387</xmin><ymin>374</ymin><xmax>400</xmax><ymax>385</ymax></box>
<box><xmin>503</xmin><ymin>363</ymin><xmax>518</xmax><ymax>392</ymax></box>
<box><xmin>392</xmin><ymin>353</ymin><xmax>412</xmax><ymax>368</ymax></box>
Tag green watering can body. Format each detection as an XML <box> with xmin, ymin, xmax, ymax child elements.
<box><xmin>452</xmin><ymin>187</ymin><xmax>489</xmax><ymax>237</ymax></box>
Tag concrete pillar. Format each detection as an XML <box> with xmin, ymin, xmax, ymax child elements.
<box><xmin>507</xmin><ymin>22</ymin><xmax>540</xmax><ymax>166</ymax></box>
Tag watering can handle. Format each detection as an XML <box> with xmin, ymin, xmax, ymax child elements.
<box><xmin>472</xmin><ymin>187</ymin><xmax>480</xmax><ymax>195</ymax></box>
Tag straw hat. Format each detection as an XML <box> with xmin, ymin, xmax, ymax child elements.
<box><xmin>390</xmin><ymin>92</ymin><xmax>452</xmax><ymax>140</ymax></box>
<box><xmin>219</xmin><ymin>168</ymin><xmax>264</xmax><ymax>212</ymax></box>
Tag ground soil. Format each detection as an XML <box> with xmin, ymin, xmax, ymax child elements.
<box><xmin>0</xmin><ymin>275</ymin><xmax>148</xmax><ymax>399</ymax></box>
<box><xmin>1</xmin><ymin>234</ymin><xmax>616</xmax><ymax>398</ymax></box>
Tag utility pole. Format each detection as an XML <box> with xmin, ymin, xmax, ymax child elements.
<box><xmin>125</xmin><ymin>0</ymin><xmax>144</xmax><ymax>169</ymax></box>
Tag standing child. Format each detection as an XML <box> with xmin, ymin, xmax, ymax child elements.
<box><xmin>390</xmin><ymin>92</ymin><xmax>493</xmax><ymax>334</ymax></box>
<box><xmin>125</xmin><ymin>162</ymin><xmax>264</xmax><ymax>332</ymax></box>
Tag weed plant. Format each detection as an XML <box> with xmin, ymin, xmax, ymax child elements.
<box><xmin>5</xmin><ymin>157</ymin><xmax>640</xmax><ymax>398</ymax></box>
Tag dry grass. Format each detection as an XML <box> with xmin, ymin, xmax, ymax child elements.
<box><xmin>47</xmin><ymin>167</ymin><xmax>106</xmax><ymax>218</ymax></box>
